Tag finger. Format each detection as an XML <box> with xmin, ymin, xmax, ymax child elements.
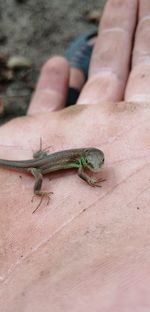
<box><xmin>125</xmin><ymin>0</ymin><xmax>150</xmax><ymax>102</ymax></box>
<box><xmin>28</xmin><ymin>56</ymin><xmax>69</xmax><ymax>115</ymax></box>
<box><xmin>77</xmin><ymin>0</ymin><xmax>138</xmax><ymax>104</ymax></box>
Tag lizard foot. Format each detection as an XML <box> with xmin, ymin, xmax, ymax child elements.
<box><xmin>31</xmin><ymin>191</ymin><xmax>53</xmax><ymax>213</ymax></box>
<box><xmin>88</xmin><ymin>177</ymin><xmax>106</xmax><ymax>187</ymax></box>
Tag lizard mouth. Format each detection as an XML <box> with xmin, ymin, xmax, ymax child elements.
<box><xmin>87</xmin><ymin>161</ymin><xmax>104</xmax><ymax>172</ymax></box>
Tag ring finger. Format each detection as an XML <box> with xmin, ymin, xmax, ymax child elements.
<box><xmin>125</xmin><ymin>0</ymin><xmax>150</xmax><ymax>102</ymax></box>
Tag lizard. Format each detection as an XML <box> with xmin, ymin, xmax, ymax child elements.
<box><xmin>0</xmin><ymin>147</ymin><xmax>105</xmax><ymax>212</ymax></box>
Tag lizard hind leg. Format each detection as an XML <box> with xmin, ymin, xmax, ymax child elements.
<box><xmin>33</xmin><ymin>138</ymin><xmax>51</xmax><ymax>159</ymax></box>
<box><xmin>28</xmin><ymin>167</ymin><xmax>53</xmax><ymax>213</ymax></box>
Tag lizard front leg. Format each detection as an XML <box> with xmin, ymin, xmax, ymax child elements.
<box><xmin>78</xmin><ymin>166</ymin><xmax>104</xmax><ymax>187</ymax></box>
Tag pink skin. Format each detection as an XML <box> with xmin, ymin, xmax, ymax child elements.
<box><xmin>0</xmin><ymin>0</ymin><xmax>150</xmax><ymax>310</ymax></box>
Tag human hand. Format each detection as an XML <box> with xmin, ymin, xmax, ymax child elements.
<box><xmin>0</xmin><ymin>0</ymin><xmax>150</xmax><ymax>310</ymax></box>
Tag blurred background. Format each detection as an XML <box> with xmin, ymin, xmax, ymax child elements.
<box><xmin>0</xmin><ymin>0</ymin><xmax>106</xmax><ymax>123</ymax></box>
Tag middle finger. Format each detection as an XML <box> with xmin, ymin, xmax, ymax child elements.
<box><xmin>77</xmin><ymin>0</ymin><xmax>138</xmax><ymax>105</ymax></box>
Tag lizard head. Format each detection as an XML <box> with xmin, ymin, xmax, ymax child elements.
<box><xmin>84</xmin><ymin>148</ymin><xmax>105</xmax><ymax>172</ymax></box>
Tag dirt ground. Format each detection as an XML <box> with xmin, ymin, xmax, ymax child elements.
<box><xmin>0</xmin><ymin>0</ymin><xmax>106</xmax><ymax>124</ymax></box>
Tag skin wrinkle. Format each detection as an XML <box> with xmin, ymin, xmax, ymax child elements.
<box><xmin>128</xmin><ymin>94</ymin><xmax>150</xmax><ymax>101</ymax></box>
<box><xmin>59</xmin><ymin>104</ymin><xmax>87</xmax><ymax>119</ymax></box>
<box><xmin>33</xmin><ymin>89</ymin><xmax>64</xmax><ymax>105</ymax></box>
<box><xmin>57</xmin><ymin>253</ymin><xmax>150</xmax><ymax>295</ymax></box>
<box><xmin>101</xmin><ymin>27</ymin><xmax>129</xmax><ymax>35</ymax></box>
<box><xmin>133</xmin><ymin>57</ymin><xmax>150</xmax><ymax>66</ymax></box>
<box><xmin>61</xmin><ymin>260</ymin><xmax>119</xmax><ymax>295</ymax></box>
<box><xmin>99</xmin><ymin>162</ymin><xmax>150</xmax><ymax>208</ymax></box>
<box><xmin>110</xmin><ymin>101</ymin><xmax>150</xmax><ymax>111</ymax></box>
<box><xmin>97</xmin><ymin>120</ymin><xmax>148</xmax><ymax>151</ymax></box>
<box><xmin>89</xmin><ymin>69</ymin><xmax>124</xmax><ymax>81</ymax></box>
<box><xmin>107</xmin><ymin>162</ymin><xmax>148</xmax><ymax>194</ymax></box>
<box><xmin>139</xmin><ymin>15</ymin><xmax>150</xmax><ymax>26</ymax></box>
<box><xmin>59</xmin><ymin>102</ymin><xmax>149</xmax><ymax>151</ymax></box>
<box><xmin>2</xmin><ymin>198</ymin><xmax>102</xmax><ymax>285</ymax></box>
<box><xmin>60</xmin><ymin>102</ymin><xmax>149</xmax><ymax>119</ymax></box>
<box><xmin>35</xmin><ymin>88</ymin><xmax>64</xmax><ymax>99</ymax></box>
<box><xmin>110</xmin><ymin>156</ymin><xmax>150</xmax><ymax>165</ymax></box>
<box><xmin>126</xmin><ymin>183</ymin><xmax>150</xmax><ymax>208</ymax></box>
